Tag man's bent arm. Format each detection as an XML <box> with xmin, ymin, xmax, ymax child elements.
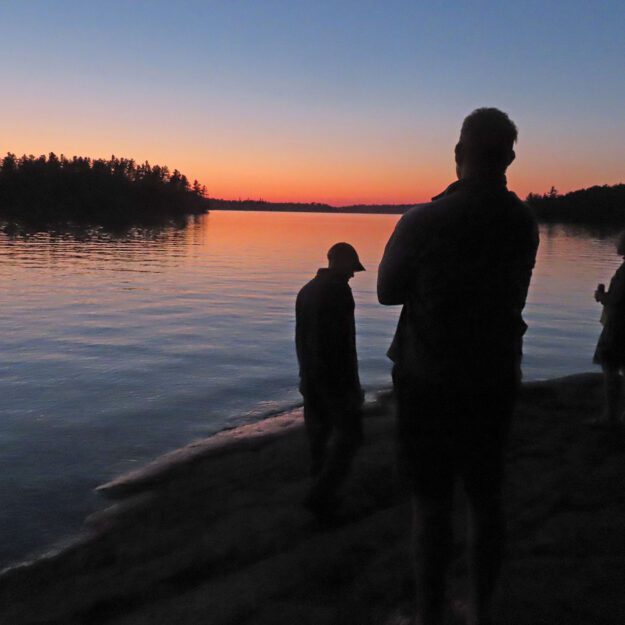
<box><xmin>377</xmin><ymin>212</ymin><xmax>416</xmax><ymax>305</ymax></box>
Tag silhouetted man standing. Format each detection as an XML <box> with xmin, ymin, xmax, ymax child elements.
<box><xmin>296</xmin><ymin>242</ymin><xmax>365</xmax><ymax>518</ymax></box>
<box><xmin>378</xmin><ymin>108</ymin><xmax>538</xmax><ymax>625</ymax></box>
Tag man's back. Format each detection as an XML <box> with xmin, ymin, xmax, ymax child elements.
<box><xmin>378</xmin><ymin>177</ymin><xmax>539</xmax><ymax>384</ymax></box>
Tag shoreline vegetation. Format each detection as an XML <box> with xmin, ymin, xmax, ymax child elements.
<box><xmin>1</xmin><ymin>373</ymin><xmax>624</xmax><ymax>624</ymax></box>
<box><xmin>209</xmin><ymin>183</ymin><xmax>625</xmax><ymax>227</ymax></box>
<box><xmin>0</xmin><ymin>152</ymin><xmax>623</xmax><ymax>230</ymax></box>
<box><xmin>527</xmin><ymin>184</ymin><xmax>625</xmax><ymax>225</ymax></box>
<box><xmin>0</xmin><ymin>153</ymin><xmax>209</xmax><ymax>231</ymax></box>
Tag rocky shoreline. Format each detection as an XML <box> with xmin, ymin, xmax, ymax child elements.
<box><xmin>1</xmin><ymin>373</ymin><xmax>625</xmax><ymax>624</ymax></box>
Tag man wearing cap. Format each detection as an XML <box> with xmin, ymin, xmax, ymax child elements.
<box><xmin>295</xmin><ymin>242</ymin><xmax>366</xmax><ymax>517</ymax></box>
<box><xmin>378</xmin><ymin>108</ymin><xmax>538</xmax><ymax>625</ymax></box>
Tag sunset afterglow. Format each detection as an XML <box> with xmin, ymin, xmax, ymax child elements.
<box><xmin>1</xmin><ymin>1</ymin><xmax>624</xmax><ymax>204</ymax></box>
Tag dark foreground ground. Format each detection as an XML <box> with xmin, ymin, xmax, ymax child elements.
<box><xmin>1</xmin><ymin>373</ymin><xmax>624</xmax><ymax>625</ymax></box>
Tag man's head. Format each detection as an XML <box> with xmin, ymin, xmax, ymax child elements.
<box><xmin>327</xmin><ymin>242</ymin><xmax>365</xmax><ymax>279</ymax></box>
<box><xmin>455</xmin><ymin>107</ymin><xmax>517</xmax><ymax>179</ymax></box>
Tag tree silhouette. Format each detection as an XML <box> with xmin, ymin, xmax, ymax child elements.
<box><xmin>0</xmin><ymin>153</ymin><xmax>209</xmax><ymax>227</ymax></box>
<box><xmin>526</xmin><ymin>183</ymin><xmax>625</xmax><ymax>225</ymax></box>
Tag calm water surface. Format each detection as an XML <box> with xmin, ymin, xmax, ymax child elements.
<box><xmin>0</xmin><ymin>211</ymin><xmax>621</xmax><ymax>564</ymax></box>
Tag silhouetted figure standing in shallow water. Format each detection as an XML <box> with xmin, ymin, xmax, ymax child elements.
<box><xmin>296</xmin><ymin>242</ymin><xmax>365</xmax><ymax>518</ymax></box>
<box><xmin>591</xmin><ymin>231</ymin><xmax>625</xmax><ymax>429</ymax></box>
<box><xmin>378</xmin><ymin>108</ymin><xmax>539</xmax><ymax>625</ymax></box>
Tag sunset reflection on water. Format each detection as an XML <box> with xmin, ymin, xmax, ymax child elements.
<box><xmin>0</xmin><ymin>211</ymin><xmax>621</xmax><ymax>565</ymax></box>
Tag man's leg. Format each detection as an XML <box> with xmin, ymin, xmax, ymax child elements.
<box><xmin>394</xmin><ymin>371</ymin><xmax>456</xmax><ymax>625</ymax></box>
<box><xmin>412</xmin><ymin>494</ymin><xmax>454</xmax><ymax>625</ymax></box>
<box><xmin>462</xmin><ymin>386</ymin><xmax>515</xmax><ymax>625</ymax></box>
<box><xmin>465</xmin><ymin>492</ymin><xmax>505</xmax><ymax>625</ymax></box>
<box><xmin>312</xmin><ymin>416</ymin><xmax>361</xmax><ymax>500</ymax></box>
<box><xmin>303</xmin><ymin>401</ymin><xmax>331</xmax><ymax>477</ymax></box>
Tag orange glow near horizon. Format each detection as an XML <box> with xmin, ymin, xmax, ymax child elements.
<box><xmin>193</xmin><ymin>160</ymin><xmax>454</xmax><ymax>205</ymax></box>
<box><xmin>2</xmin><ymin>89</ymin><xmax>623</xmax><ymax>206</ymax></box>
<box><xmin>2</xmin><ymin>130</ymin><xmax>623</xmax><ymax>206</ymax></box>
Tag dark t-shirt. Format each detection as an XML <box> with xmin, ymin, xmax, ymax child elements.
<box><xmin>295</xmin><ymin>269</ymin><xmax>361</xmax><ymax>404</ymax></box>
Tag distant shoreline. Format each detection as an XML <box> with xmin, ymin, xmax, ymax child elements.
<box><xmin>208</xmin><ymin>183</ymin><xmax>625</xmax><ymax>225</ymax></box>
<box><xmin>207</xmin><ymin>199</ymin><xmax>409</xmax><ymax>215</ymax></box>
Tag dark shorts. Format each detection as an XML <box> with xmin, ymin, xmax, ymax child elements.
<box><xmin>393</xmin><ymin>370</ymin><xmax>517</xmax><ymax>500</ymax></box>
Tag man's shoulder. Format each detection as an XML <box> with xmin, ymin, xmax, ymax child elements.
<box><xmin>504</xmin><ymin>192</ymin><xmax>539</xmax><ymax>234</ymax></box>
<box><xmin>297</xmin><ymin>275</ymin><xmax>317</xmax><ymax>297</ymax></box>
<box><xmin>297</xmin><ymin>273</ymin><xmax>351</xmax><ymax>305</ymax></box>
<box><xmin>296</xmin><ymin>275</ymin><xmax>321</xmax><ymax>309</ymax></box>
<box><xmin>392</xmin><ymin>192</ymin><xmax>466</xmax><ymax>241</ymax></box>
<box><xmin>506</xmin><ymin>190</ymin><xmax>534</xmax><ymax>213</ymax></box>
<box><xmin>396</xmin><ymin>198</ymin><xmax>446</xmax><ymax>230</ymax></box>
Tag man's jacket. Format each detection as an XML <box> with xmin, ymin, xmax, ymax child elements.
<box><xmin>378</xmin><ymin>176</ymin><xmax>539</xmax><ymax>385</ymax></box>
<box><xmin>296</xmin><ymin>269</ymin><xmax>362</xmax><ymax>405</ymax></box>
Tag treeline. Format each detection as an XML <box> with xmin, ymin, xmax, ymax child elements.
<box><xmin>0</xmin><ymin>153</ymin><xmax>209</xmax><ymax>226</ymax></box>
<box><xmin>208</xmin><ymin>198</ymin><xmax>411</xmax><ymax>214</ymax></box>
<box><xmin>526</xmin><ymin>184</ymin><xmax>625</xmax><ymax>225</ymax></box>
<box><xmin>3</xmin><ymin>152</ymin><xmax>622</xmax><ymax>227</ymax></box>
<box><xmin>211</xmin><ymin>184</ymin><xmax>625</xmax><ymax>224</ymax></box>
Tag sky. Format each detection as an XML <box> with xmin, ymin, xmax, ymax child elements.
<box><xmin>0</xmin><ymin>1</ymin><xmax>623</xmax><ymax>205</ymax></box>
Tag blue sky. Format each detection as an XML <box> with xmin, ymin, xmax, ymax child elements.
<box><xmin>1</xmin><ymin>1</ymin><xmax>623</xmax><ymax>203</ymax></box>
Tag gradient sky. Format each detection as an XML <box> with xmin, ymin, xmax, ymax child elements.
<box><xmin>1</xmin><ymin>1</ymin><xmax>623</xmax><ymax>204</ymax></box>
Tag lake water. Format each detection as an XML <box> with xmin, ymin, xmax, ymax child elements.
<box><xmin>0</xmin><ymin>211</ymin><xmax>621</xmax><ymax>565</ymax></box>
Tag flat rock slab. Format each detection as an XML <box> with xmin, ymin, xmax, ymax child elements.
<box><xmin>1</xmin><ymin>373</ymin><xmax>625</xmax><ymax>624</ymax></box>
<box><xmin>96</xmin><ymin>409</ymin><xmax>305</xmax><ymax>500</ymax></box>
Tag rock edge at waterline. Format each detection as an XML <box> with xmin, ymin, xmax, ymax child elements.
<box><xmin>1</xmin><ymin>373</ymin><xmax>624</xmax><ymax>625</ymax></box>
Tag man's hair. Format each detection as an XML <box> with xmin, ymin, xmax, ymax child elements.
<box><xmin>459</xmin><ymin>107</ymin><xmax>518</xmax><ymax>167</ymax></box>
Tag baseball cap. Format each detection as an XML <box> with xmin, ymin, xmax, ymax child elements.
<box><xmin>327</xmin><ymin>242</ymin><xmax>365</xmax><ymax>272</ymax></box>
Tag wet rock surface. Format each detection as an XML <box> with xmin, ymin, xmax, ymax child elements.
<box><xmin>1</xmin><ymin>373</ymin><xmax>624</xmax><ymax>624</ymax></box>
